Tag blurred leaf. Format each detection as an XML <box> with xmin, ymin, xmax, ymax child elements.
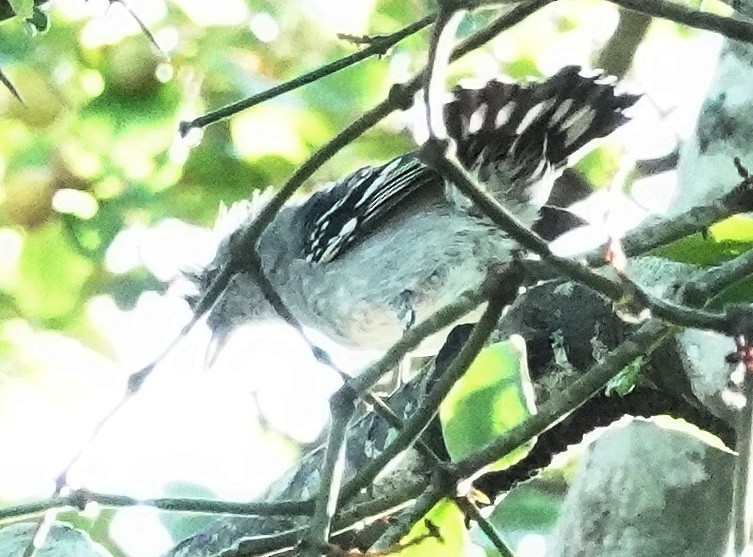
<box><xmin>0</xmin><ymin>0</ymin><xmax>47</xmax><ymax>33</ymax></box>
<box><xmin>555</xmin><ymin>13</ymin><xmax>579</xmax><ymax>32</ymax></box>
<box><xmin>302</xmin><ymin>58</ymin><xmax>388</xmax><ymax>124</ymax></box>
<box><xmin>4</xmin><ymin>69</ymin><xmax>65</xmax><ymax>128</ymax></box>
<box><xmin>375</xmin><ymin>0</ymin><xmax>430</xmax><ymax>27</ymax></box>
<box><xmin>648</xmin><ymin>216</ymin><xmax>753</xmax><ymax>304</ymax></box>
<box><xmin>487</xmin><ymin>482</ymin><xmax>563</xmax><ymax>533</ymax></box>
<box><xmin>709</xmin><ymin>214</ymin><xmax>753</xmax><ymax>243</ymax></box>
<box><xmin>708</xmin><ymin>273</ymin><xmax>753</xmax><ymax>307</ymax></box>
<box><xmin>652</xmin><ymin>234</ymin><xmax>727</xmax><ymax>266</ymax></box>
<box><xmin>175</xmin><ymin>126</ymin><xmax>273</xmax><ymax>223</ymax></box>
<box><xmin>25</xmin><ymin>4</ymin><xmax>48</xmax><ymax>35</ymax></box>
<box><xmin>231</xmin><ymin>102</ymin><xmax>320</xmax><ymax>161</ymax></box>
<box><xmin>440</xmin><ymin>336</ymin><xmax>536</xmax><ymax>473</ymax></box>
<box><xmin>58</xmin><ymin>507</ymin><xmax>126</xmax><ymax>557</ymax></box>
<box><xmin>0</xmin><ymin>2</ymin><xmax>14</xmax><ymax>21</ymax></box>
<box><xmin>15</xmin><ymin>222</ymin><xmax>94</xmax><ymax>323</ymax></box>
<box><xmin>504</xmin><ymin>56</ymin><xmax>540</xmax><ymax>80</ymax></box>
<box><xmin>0</xmin><ymin>289</ymin><xmax>23</xmax><ymax>319</ymax></box>
<box><xmin>106</xmin><ymin>269</ymin><xmax>162</xmax><ymax>310</ymax></box>
<box><xmin>396</xmin><ymin>499</ymin><xmax>472</xmax><ymax>557</ymax></box>
<box><xmin>0</xmin><ymin>166</ymin><xmax>55</xmax><ymax>227</ymax></box>
<box><xmin>158</xmin><ymin>482</ymin><xmax>219</xmax><ymax>545</ymax></box>
<box><xmin>575</xmin><ymin>145</ymin><xmax>620</xmax><ymax>189</ymax></box>
<box><xmin>80</xmin><ymin>82</ymin><xmax>179</xmax><ymax>139</ymax></box>
<box><xmin>7</xmin><ymin>0</ymin><xmax>32</xmax><ymax>19</ymax></box>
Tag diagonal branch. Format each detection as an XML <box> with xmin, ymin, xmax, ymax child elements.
<box><xmin>606</xmin><ymin>0</ymin><xmax>753</xmax><ymax>42</ymax></box>
<box><xmin>179</xmin><ymin>15</ymin><xmax>435</xmax><ymax>134</ymax></box>
<box><xmin>423</xmin><ymin>4</ymin><xmax>466</xmax><ymax>140</ymax></box>
<box><xmin>584</xmin><ymin>174</ymin><xmax>753</xmax><ymax>266</ymax></box>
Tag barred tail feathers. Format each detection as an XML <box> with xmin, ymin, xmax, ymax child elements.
<box><xmin>444</xmin><ymin>65</ymin><xmax>640</xmax><ymax>206</ymax></box>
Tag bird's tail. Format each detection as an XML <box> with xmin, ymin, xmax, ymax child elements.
<box><xmin>444</xmin><ymin>65</ymin><xmax>640</xmax><ymax>208</ymax></box>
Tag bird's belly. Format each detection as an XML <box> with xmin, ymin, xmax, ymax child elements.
<box><xmin>292</xmin><ymin>215</ymin><xmax>514</xmax><ymax>350</ymax></box>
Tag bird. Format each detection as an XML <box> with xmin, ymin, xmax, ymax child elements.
<box><xmin>183</xmin><ymin>66</ymin><xmax>639</xmax><ymax>358</ymax></box>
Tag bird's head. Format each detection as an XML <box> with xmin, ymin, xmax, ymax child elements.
<box><xmin>182</xmin><ymin>190</ymin><xmax>278</xmax><ymax>365</ymax></box>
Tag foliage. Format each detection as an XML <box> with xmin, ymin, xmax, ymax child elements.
<box><xmin>440</xmin><ymin>336</ymin><xmax>536</xmax><ymax>472</ymax></box>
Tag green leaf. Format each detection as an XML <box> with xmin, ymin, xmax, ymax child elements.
<box><xmin>8</xmin><ymin>0</ymin><xmax>32</xmax><ymax>19</ymax></box>
<box><xmin>709</xmin><ymin>214</ymin><xmax>753</xmax><ymax>243</ymax></box>
<box><xmin>395</xmin><ymin>499</ymin><xmax>471</xmax><ymax>557</ymax></box>
<box><xmin>25</xmin><ymin>5</ymin><xmax>48</xmax><ymax>35</ymax></box>
<box><xmin>711</xmin><ymin>274</ymin><xmax>753</xmax><ymax>306</ymax></box>
<box><xmin>15</xmin><ymin>222</ymin><xmax>94</xmax><ymax>323</ymax></box>
<box><xmin>159</xmin><ymin>482</ymin><xmax>219</xmax><ymax>544</ymax></box>
<box><xmin>606</xmin><ymin>356</ymin><xmax>644</xmax><ymax>396</ymax></box>
<box><xmin>486</xmin><ymin>482</ymin><xmax>563</xmax><ymax>532</ymax></box>
<box><xmin>440</xmin><ymin>336</ymin><xmax>536</xmax><ymax>473</ymax></box>
<box><xmin>503</xmin><ymin>56</ymin><xmax>540</xmax><ymax>80</ymax></box>
<box><xmin>575</xmin><ymin>145</ymin><xmax>620</xmax><ymax>189</ymax></box>
<box><xmin>651</xmin><ymin>215</ymin><xmax>753</xmax><ymax>266</ymax></box>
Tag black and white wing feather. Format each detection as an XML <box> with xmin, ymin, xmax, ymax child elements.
<box><xmin>303</xmin><ymin>155</ymin><xmax>437</xmax><ymax>263</ymax></box>
<box><xmin>300</xmin><ymin>66</ymin><xmax>639</xmax><ymax>266</ymax></box>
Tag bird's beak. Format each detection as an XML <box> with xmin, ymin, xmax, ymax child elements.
<box><xmin>203</xmin><ymin>329</ymin><xmax>230</xmax><ymax>371</ymax></box>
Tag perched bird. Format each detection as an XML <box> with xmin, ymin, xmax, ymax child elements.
<box><xmin>185</xmin><ymin>66</ymin><xmax>638</xmax><ymax>356</ymax></box>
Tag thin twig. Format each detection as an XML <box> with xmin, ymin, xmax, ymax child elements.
<box><xmin>19</xmin><ymin>321</ymin><xmax>195</xmax><ymax>557</ymax></box>
<box><xmin>304</xmin><ymin>264</ymin><xmax>522</xmax><ymax>556</ymax></box>
<box><xmin>606</xmin><ymin>0</ymin><xmax>753</xmax><ymax>43</ymax></box>
<box><xmin>246</xmin><ymin>225</ymin><xmax>442</xmax><ymax>465</ymax></box>
<box><xmin>368</xmin><ymin>395</ymin><xmax>443</xmax><ymax>466</ymax></box>
<box><xmin>214</xmin><ymin>480</ymin><xmax>429</xmax><ymax>557</ymax></box>
<box><xmin>617</xmin><ymin>273</ymin><xmax>732</xmax><ymax>332</ymax></box>
<box><xmin>633</xmin><ymin>149</ymin><xmax>679</xmax><ymax>177</ymax></box>
<box><xmin>596</xmin><ymin>8</ymin><xmax>651</xmax><ymax>78</ymax></box>
<box><xmin>456</xmin><ymin>497</ymin><xmax>516</xmax><ymax>557</ymax></box>
<box><xmin>372</xmin><ymin>484</ymin><xmax>446</xmax><ymax>551</ymax></box>
<box><xmin>684</xmin><ymin>249</ymin><xmax>753</xmax><ymax>308</ymax></box>
<box><xmin>302</xmin><ymin>387</ymin><xmax>355</xmax><ymax>557</ymax></box>
<box><xmin>0</xmin><ymin>67</ymin><xmax>23</xmax><ymax>104</ymax></box>
<box><xmin>179</xmin><ymin>16</ymin><xmax>435</xmax><ymax>134</ymax></box>
<box><xmin>418</xmin><ymin>139</ymin><xmax>624</xmax><ymax>300</ymax></box>
<box><xmin>110</xmin><ymin>0</ymin><xmax>168</xmax><ymax>60</ymax></box>
<box><xmin>213</xmin><ymin>319</ymin><xmax>674</xmax><ymax>556</ymax></box>
<box><xmin>731</xmin><ymin>333</ymin><xmax>753</xmax><ymax>554</ymax></box>
<box><xmin>0</xmin><ymin>491</ymin><xmax>312</xmax><ymax>524</ymax></box>
<box><xmin>423</xmin><ymin>6</ymin><xmax>466</xmax><ymax>139</ymax></box>
<box><xmin>422</xmin><ymin>140</ymin><xmax>751</xmax><ymax>335</ymax></box>
<box><xmin>584</xmin><ymin>173</ymin><xmax>753</xmax><ymax>266</ymax></box>
<box><xmin>373</xmin><ymin>320</ymin><xmax>673</xmax><ymax>549</ymax></box>
<box><xmin>190</xmin><ymin>97</ymin><xmax>407</xmax><ymax>328</ymax></box>
<box><xmin>349</xmin><ymin>282</ymin><xmax>487</xmax><ymax>395</ymax></box>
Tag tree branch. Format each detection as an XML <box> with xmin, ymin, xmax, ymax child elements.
<box><xmin>179</xmin><ymin>15</ymin><xmax>435</xmax><ymax>134</ymax></box>
<box><xmin>607</xmin><ymin>0</ymin><xmax>753</xmax><ymax>42</ymax></box>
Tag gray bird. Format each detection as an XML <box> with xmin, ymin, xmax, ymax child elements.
<box><xmin>185</xmin><ymin>66</ymin><xmax>639</xmax><ymax>357</ymax></box>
